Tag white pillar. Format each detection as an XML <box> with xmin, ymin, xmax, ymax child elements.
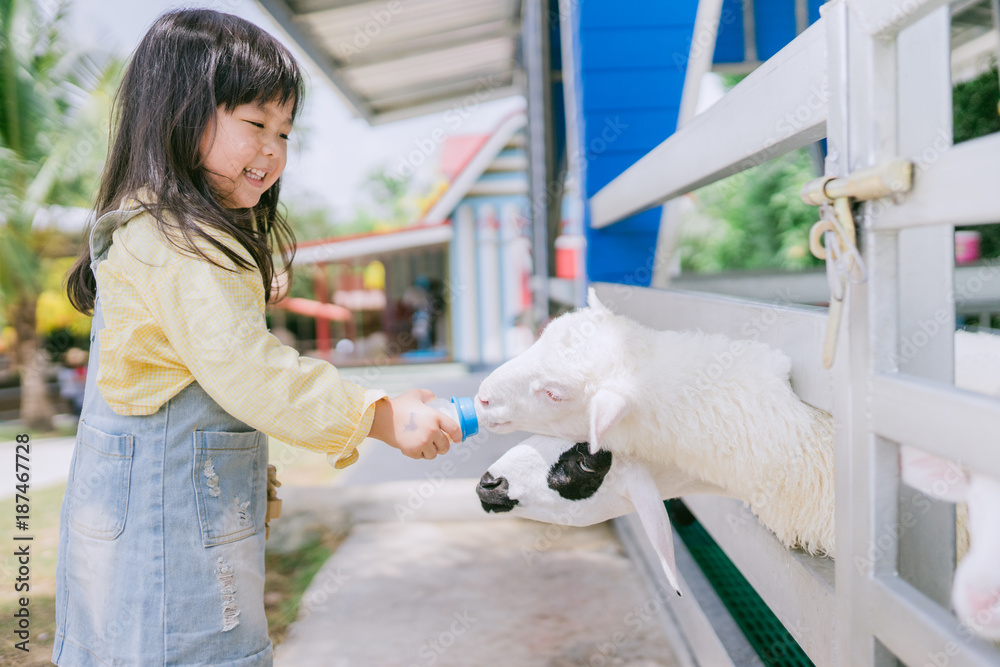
<box><xmin>451</xmin><ymin>204</ymin><xmax>480</xmax><ymax>365</ymax></box>
<box><xmin>476</xmin><ymin>204</ymin><xmax>503</xmax><ymax>364</ymax></box>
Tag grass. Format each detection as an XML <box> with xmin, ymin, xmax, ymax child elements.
<box><xmin>264</xmin><ymin>440</ymin><xmax>348</xmax><ymax>646</ymax></box>
<box><xmin>0</xmin><ymin>422</ymin><xmax>77</xmax><ymax>444</ymax></box>
<box><xmin>0</xmin><ymin>596</ymin><xmax>56</xmax><ymax>666</ymax></box>
<box><xmin>0</xmin><ymin>484</ymin><xmax>64</xmax><ymax>665</ymax></box>
<box><xmin>263</xmin><ymin>528</ymin><xmax>346</xmax><ymax>646</ymax></box>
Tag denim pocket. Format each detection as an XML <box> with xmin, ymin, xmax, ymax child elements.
<box><xmin>69</xmin><ymin>421</ymin><xmax>134</xmax><ymax>539</ymax></box>
<box><xmin>192</xmin><ymin>429</ymin><xmax>261</xmax><ymax>547</ymax></box>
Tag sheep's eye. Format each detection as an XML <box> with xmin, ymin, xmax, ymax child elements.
<box><xmin>546</xmin><ymin>390</ymin><xmax>561</xmax><ymax>402</ymax></box>
<box><xmin>549</xmin><ymin>443</ymin><xmax>614</xmax><ymax>500</ymax></box>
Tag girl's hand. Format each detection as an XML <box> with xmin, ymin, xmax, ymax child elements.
<box><xmin>368</xmin><ymin>389</ymin><xmax>463</xmax><ymax>460</ymax></box>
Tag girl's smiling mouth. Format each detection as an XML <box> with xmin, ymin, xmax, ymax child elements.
<box><xmin>243</xmin><ymin>167</ymin><xmax>267</xmax><ymax>186</ymax></box>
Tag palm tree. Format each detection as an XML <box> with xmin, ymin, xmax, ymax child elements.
<box><xmin>0</xmin><ymin>0</ymin><xmax>119</xmax><ymax>430</ymax></box>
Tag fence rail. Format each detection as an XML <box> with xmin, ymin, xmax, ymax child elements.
<box><xmin>854</xmin><ymin>0</ymin><xmax>951</xmax><ymax>37</ymax></box>
<box><xmin>589</xmin><ymin>19</ymin><xmax>828</xmax><ymax>228</ymax></box>
<box><xmin>593</xmin><ymin>0</ymin><xmax>1000</xmax><ymax>663</ymax></box>
<box><xmin>871</xmin><ymin>577</ymin><xmax>1000</xmax><ymax>667</ymax></box>
<box><xmin>875</xmin><ymin>131</ymin><xmax>1000</xmax><ymax>229</ymax></box>
<box><xmin>872</xmin><ymin>374</ymin><xmax>1000</xmax><ymax>480</ymax></box>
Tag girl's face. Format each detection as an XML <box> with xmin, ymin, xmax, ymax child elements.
<box><xmin>199</xmin><ymin>98</ymin><xmax>294</xmax><ymax>209</ymax></box>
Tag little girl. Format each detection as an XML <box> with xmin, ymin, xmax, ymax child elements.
<box><xmin>58</xmin><ymin>9</ymin><xmax>461</xmax><ymax>665</ymax></box>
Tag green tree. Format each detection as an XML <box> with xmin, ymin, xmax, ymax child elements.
<box><xmin>954</xmin><ymin>66</ymin><xmax>1000</xmax><ymax>259</ymax></box>
<box><xmin>345</xmin><ymin>166</ymin><xmax>415</xmax><ymax>235</ymax></box>
<box><xmin>0</xmin><ymin>0</ymin><xmax>121</xmax><ymax>430</ymax></box>
<box><xmin>954</xmin><ymin>66</ymin><xmax>1000</xmax><ymax>144</ymax></box>
<box><xmin>680</xmin><ymin>148</ymin><xmax>822</xmax><ymax>273</ymax></box>
<box><xmin>358</xmin><ymin>167</ymin><xmax>412</xmax><ymax>226</ymax></box>
<box><xmin>286</xmin><ymin>205</ymin><xmax>340</xmax><ymax>242</ymax></box>
<box><xmin>283</xmin><ymin>167</ymin><xmax>416</xmax><ymax>247</ymax></box>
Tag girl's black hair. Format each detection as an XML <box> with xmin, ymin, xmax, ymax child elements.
<box><xmin>67</xmin><ymin>8</ymin><xmax>305</xmax><ymax>315</ymax></box>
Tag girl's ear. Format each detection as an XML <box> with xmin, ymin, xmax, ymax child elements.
<box><xmin>588</xmin><ymin>387</ymin><xmax>629</xmax><ymax>454</ymax></box>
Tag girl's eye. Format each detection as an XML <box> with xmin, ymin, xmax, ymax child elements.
<box><xmin>245</xmin><ymin>120</ymin><xmax>289</xmax><ymax>140</ymax></box>
<box><xmin>578</xmin><ymin>459</ymin><xmax>595</xmax><ymax>474</ymax></box>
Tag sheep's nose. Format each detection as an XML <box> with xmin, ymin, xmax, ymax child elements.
<box><xmin>479</xmin><ymin>471</ymin><xmax>505</xmax><ymax>490</ymax></box>
<box><xmin>477</xmin><ymin>472</ymin><xmax>518</xmax><ymax>513</ymax></box>
<box><xmin>475</xmin><ymin>393</ymin><xmax>490</xmax><ymax>409</ymax></box>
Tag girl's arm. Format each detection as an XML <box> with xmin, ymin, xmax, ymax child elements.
<box><xmin>129</xmin><ymin>241</ymin><xmax>387</xmax><ymax>466</ymax></box>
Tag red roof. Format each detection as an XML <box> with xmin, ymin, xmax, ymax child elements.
<box><xmin>439</xmin><ymin>134</ymin><xmax>491</xmax><ymax>181</ymax></box>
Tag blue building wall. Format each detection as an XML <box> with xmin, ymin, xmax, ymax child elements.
<box><xmin>713</xmin><ymin>0</ymin><xmax>746</xmax><ymax>63</ymax></box>
<box><xmin>576</xmin><ymin>1</ymin><xmax>696</xmax><ymax>285</ymax></box>
<box><xmin>575</xmin><ymin>0</ymin><xmax>824</xmax><ymax>286</ymax></box>
<box><xmin>714</xmin><ymin>0</ymin><xmax>826</xmax><ymax>63</ymax></box>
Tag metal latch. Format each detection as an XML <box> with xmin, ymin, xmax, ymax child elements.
<box><xmin>800</xmin><ymin>160</ymin><xmax>913</xmax><ymax>369</ymax></box>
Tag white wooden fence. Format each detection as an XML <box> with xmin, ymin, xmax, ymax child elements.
<box><xmin>591</xmin><ymin>1</ymin><xmax>1000</xmax><ymax>665</ymax></box>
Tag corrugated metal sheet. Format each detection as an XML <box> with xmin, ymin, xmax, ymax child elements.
<box><xmin>256</xmin><ymin>0</ymin><xmax>522</xmax><ymax>124</ymax></box>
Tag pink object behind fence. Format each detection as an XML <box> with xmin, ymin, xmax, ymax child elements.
<box><xmin>955</xmin><ymin>230</ymin><xmax>981</xmax><ymax>265</ymax></box>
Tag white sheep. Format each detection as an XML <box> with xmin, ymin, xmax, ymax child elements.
<box><xmin>475</xmin><ymin>290</ymin><xmax>1000</xmax><ymax>638</ymax></box>
<box><xmin>477</xmin><ymin>289</ymin><xmax>836</xmax><ymax>557</ymax></box>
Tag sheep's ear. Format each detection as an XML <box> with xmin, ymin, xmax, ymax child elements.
<box><xmin>587</xmin><ymin>287</ymin><xmax>610</xmax><ymax>314</ymax></box>
<box><xmin>588</xmin><ymin>388</ymin><xmax>629</xmax><ymax>455</ymax></box>
<box><xmin>900</xmin><ymin>446</ymin><xmax>971</xmax><ymax>503</ymax></box>
<box><xmin>624</xmin><ymin>463</ymin><xmax>682</xmax><ymax>596</ymax></box>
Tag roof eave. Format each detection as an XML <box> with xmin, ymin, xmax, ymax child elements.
<box><xmin>255</xmin><ymin>0</ymin><xmax>376</xmax><ymax>122</ymax></box>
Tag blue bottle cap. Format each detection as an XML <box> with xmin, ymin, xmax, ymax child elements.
<box><xmin>451</xmin><ymin>396</ymin><xmax>479</xmax><ymax>440</ymax></box>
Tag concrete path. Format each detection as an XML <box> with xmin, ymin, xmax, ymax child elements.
<box><xmin>272</xmin><ymin>483</ymin><xmax>682</xmax><ymax>667</ymax></box>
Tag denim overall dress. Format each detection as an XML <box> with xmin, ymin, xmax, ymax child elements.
<box><xmin>53</xmin><ymin>208</ymin><xmax>272</xmax><ymax>665</ymax></box>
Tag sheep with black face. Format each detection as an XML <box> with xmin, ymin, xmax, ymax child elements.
<box><xmin>478</xmin><ymin>434</ymin><xmax>1000</xmax><ymax>639</ymax></box>
<box><xmin>477</xmin><ymin>434</ymin><xmax>731</xmax><ymax>596</ymax></box>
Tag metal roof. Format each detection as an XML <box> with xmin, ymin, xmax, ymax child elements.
<box><xmin>256</xmin><ymin>0</ymin><xmax>524</xmax><ymax>124</ymax></box>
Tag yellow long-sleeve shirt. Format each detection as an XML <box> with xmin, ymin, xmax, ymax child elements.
<box><xmin>93</xmin><ymin>200</ymin><xmax>385</xmax><ymax>468</ymax></box>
